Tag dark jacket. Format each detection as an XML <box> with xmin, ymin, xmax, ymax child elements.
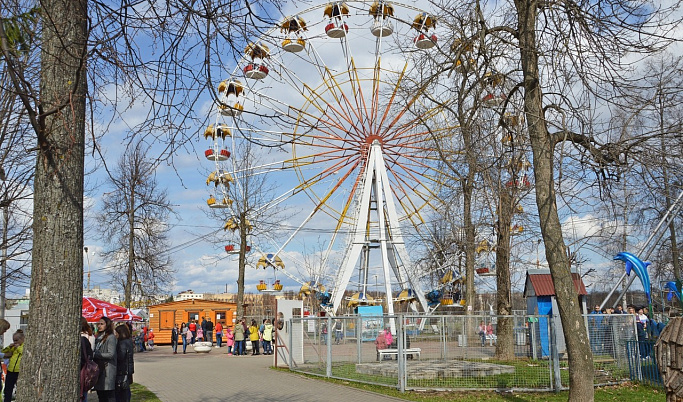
<box><xmin>80</xmin><ymin>336</ymin><xmax>93</xmax><ymax>369</ymax></box>
<box><xmin>171</xmin><ymin>327</ymin><xmax>179</xmax><ymax>342</ymax></box>
<box><xmin>206</xmin><ymin>320</ymin><xmax>214</xmax><ymax>331</ymax></box>
<box><xmin>116</xmin><ymin>338</ymin><xmax>134</xmax><ymax>380</ymax></box>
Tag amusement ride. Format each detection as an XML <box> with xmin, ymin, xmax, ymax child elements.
<box><xmin>200</xmin><ymin>1</ymin><xmax>509</xmax><ymax>318</ymax></box>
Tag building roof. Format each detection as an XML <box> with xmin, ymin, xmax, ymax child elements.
<box><xmin>524</xmin><ymin>269</ymin><xmax>587</xmax><ymax>297</ymax></box>
<box><xmin>148</xmin><ymin>299</ymin><xmax>237</xmax><ymax>309</ymax></box>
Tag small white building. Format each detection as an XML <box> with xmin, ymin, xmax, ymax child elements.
<box><xmin>2</xmin><ymin>299</ymin><xmax>29</xmax><ymax>347</ymax></box>
<box><xmin>176</xmin><ymin>290</ymin><xmax>204</xmax><ymax>301</ymax></box>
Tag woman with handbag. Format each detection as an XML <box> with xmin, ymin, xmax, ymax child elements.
<box><xmin>94</xmin><ymin>317</ymin><xmax>117</xmax><ymax>402</ymax></box>
<box><xmin>114</xmin><ymin>324</ymin><xmax>134</xmax><ymax>402</ymax></box>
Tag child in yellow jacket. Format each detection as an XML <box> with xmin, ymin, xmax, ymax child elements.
<box><xmin>2</xmin><ymin>331</ymin><xmax>24</xmax><ymax>402</ymax></box>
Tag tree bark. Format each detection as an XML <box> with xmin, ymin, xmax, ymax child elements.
<box><xmin>17</xmin><ymin>0</ymin><xmax>88</xmax><ymax>399</ymax></box>
<box><xmin>514</xmin><ymin>0</ymin><xmax>594</xmax><ymax>399</ymax></box>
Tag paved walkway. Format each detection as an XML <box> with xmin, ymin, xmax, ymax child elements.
<box><xmin>132</xmin><ymin>347</ymin><xmax>405</xmax><ymax>402</ymax></box>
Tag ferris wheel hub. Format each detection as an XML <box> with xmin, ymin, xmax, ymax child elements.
<box><xmin>364</xmin><ymin>135</ymin><xmax>383</xmax><ymax>145</ymax></box>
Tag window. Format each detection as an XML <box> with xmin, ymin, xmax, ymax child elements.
<box><xmin>187</xmin><ymin>311</ymin><xmax>199</xmax><ymax>322</ymax></box>
<box><xmin>160</xmin><ymin>311</ymin><xmax>175</xmax><ymax>329</ymax></box>
<box><xmin>20</xmin><ymin>311</ymin><xmax>29</xmax><ymax>332</ymax></box>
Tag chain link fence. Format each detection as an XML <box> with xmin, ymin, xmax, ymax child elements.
<box><xmin>283</xmin><ymin>313</ymin><xmax>639</xmax><ymax>392</ymax></box>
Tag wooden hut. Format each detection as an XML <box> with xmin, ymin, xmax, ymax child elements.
<box><xmin>147</xmin><ymin>299</ymin><xmax>237</xmax><ymax>345</ymax></box>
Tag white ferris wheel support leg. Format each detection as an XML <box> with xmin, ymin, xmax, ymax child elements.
<box><xmin>329</xmin><ymin>154</ymin><xmax>376</xmax><ymax>313</ymax></box>
<box><xmin>372</xmin><ymin>142</ymin><xmax>431</xmax><ymax>315</ymax></box>
<box><xmin>330</xmin><ymin>141</ymin><xmax>431</xmax><ymax>321</ymax></box>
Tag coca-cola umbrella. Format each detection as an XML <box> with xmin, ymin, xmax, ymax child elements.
<box><xmin>82</xmin><ymin>297</ymin><xmax>140</xmax><ymax>323</ymax></box>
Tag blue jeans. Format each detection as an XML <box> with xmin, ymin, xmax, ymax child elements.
<box><xmin>216</xmin><ymin>333</ymin><xmax>223</xmax><ymax>347</ymax></box>
<box><xmin>182</xmin><ymin>336</ymin><xmax>187</xmax><ymax>353</ymax></box>
<box><xmin>172</xmin><ymin>339</ymin><xmax>178</xmax><ymax>353</ymax></box>
<box><xmin>235</xmin><ymin>340</ymin><xmax>244</xmax><ymax>355</ymax></box>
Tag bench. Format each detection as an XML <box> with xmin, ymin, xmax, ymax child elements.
<box><xmin>377</xmin><ymin>348</ymin><xmax>421</xmax><ymax>360</ymax></box>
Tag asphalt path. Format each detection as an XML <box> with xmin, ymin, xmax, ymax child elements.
<box><xmin>131</xmin><ymin>347</ymin><xmax>405</xmax><ymax>402</ymax></box>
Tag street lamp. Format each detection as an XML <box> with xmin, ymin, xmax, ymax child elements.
<box><xmin>84</xmin><ymin>247</ymin><xmax>91</xmax><ymax>291</ymax></box>
<box><xmin>373</xmin><ymin>274</ymin><xmax>378</xmax><ymax>300</ymax></box>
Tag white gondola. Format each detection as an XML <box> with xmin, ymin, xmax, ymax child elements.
<box><xmin>243</xmin><ymin>63</ymin><xmax>269</xmax><ymax>80</ymax></box>
<box><xmin>414</xmin><ymin>33</ymin><xmax>437</xmax><ymax>49</ymax></box>
<box><xmin>218</xmin><ymin>102</ymin><xmax>243</xmax><ymax>117</ymax></box>
<box><xmin>370</xmin><ymin>19</ymin><xmax>393</xmax><ymax>37</ymax></box>
<box><xmin>325</xmin><ymin>21</ymin><xmax>348</xmax><ymax>38</ymax></box>
<box><xmin>282</xmin><ymin>38</ymin><xmax>305</xmax><ymax>52</ymax></box>
<box><xmin>205</xmin><ymin>149</ymin><xmax>231</xmax><ymax>161</ymax></box>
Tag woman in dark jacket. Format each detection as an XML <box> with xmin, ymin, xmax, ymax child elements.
<box><xmin>114</xmin><ymin>324</ymin><xmax>134</xmax><ymax>402</ymax></box>
<box><xmin>94</xmin><ymin>317</ymin><xmax>117</xmax><ymax>402</ymax></box>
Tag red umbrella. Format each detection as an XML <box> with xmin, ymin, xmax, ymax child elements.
<box><xmin>82</xmin><ymin>296</ymin><xmax>129</xmax><ymax>323</ymax></box>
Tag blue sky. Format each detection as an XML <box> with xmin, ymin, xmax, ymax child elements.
<box><xmin>15</xmin><ymin>0</ymin><xmax>672</xmax><ymax>304</ymax></box>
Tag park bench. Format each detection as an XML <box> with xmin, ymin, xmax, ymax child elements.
<box><xmin>377</xmin><ymin>347</ymin><xmax>421</xmax><ymax>360</ymax></box>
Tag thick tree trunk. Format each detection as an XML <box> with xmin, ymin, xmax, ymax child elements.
<box><xmin>515</xmin><ymin>0</ymin><xmax>594</xmax><ymax>399</ymax></box>
<box><xmin>17</xmin><ymin>0</ymin><xmax>87</xmax><ymax>399</ymax></box>
<box><xmin>495</xmin><ymin>189</ymin><xmax>514</xmax><ymax>360</ymax></box>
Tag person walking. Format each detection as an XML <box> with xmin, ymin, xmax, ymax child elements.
<box><xmin>215</xmin><ymin>321</ymin><xmax>223</xmax><ymax>348</ymax></box>
<box><xmin>94</xmin><ymin>317</ymin><xmax>117</xmax><ymax>402</ymax></box>
<box><xmin>225</xmin><ymin>326</ymin><xmax>235</xmax><ymax>355</ymax></box>
<box><xmin>180</xmin><ymin>322</ymin><xmax>188</xmax><ymax>354</ymax></box>
<box><xmin>171</xmin><ymin>323</ymin><xmax>179</xmax><ymax>354</ymax></box>
<box><xmin>2</xmin><ymin>331</ymin><xmax>24</xmax><ymax>402</ymax></box>
<box><xmin>234</xmin><ymin>319</ymin><xmax>245</xmax><ymax>356</ymax></box>
<box><xmin>206</xmin><ymin>318</ymin><xmax>214</xmax><ymax>344</ymax></box>
<box><xmin>249</xmin><ymin>320</ymin><xmax>261</xmax><ymax>355</ymax></box>
<box><xmin>114</xmin><ymin>324</ymin><xmax>134</xmax><ymax>402</ymax></box>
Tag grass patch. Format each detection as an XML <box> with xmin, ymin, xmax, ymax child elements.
<box><xmin>294</xmin><ymin>374</ymin><xmax>664</xmax><ymax>402</ymax></box>
<box><xmin>130</xmin><ymin>382</ymin><xmax>162</xmax><ymax>402</ymax></box>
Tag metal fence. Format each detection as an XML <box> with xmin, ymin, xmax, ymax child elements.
<box><xmin>625</xmin><ymin>340</ymin><xmax>661</xmax><ymax>387</ymax></box>
<box><xmin>283</xmin><ymin>313</ymin><xmax>640</xmax><ymax>392</ymax></box>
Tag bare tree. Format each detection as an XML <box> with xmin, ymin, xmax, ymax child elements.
<box><xmin>98</xmin><ymin>141</ymin><xmax>174</xmax><ymax>308</ymax></box>
<box><xmin>209</xmin><ymin>139</ymin><xmax>284</xmax><ymax>319</ymax></box>
<box><xmin>1</xmin><ymin>0</ymin><xmax>284</xmax><ymax>397</ymax></box>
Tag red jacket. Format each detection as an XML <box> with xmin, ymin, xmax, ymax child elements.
<box><xmin>189</xmin><ymin>322</ymin><xmax>197</xmax><ymax>332</ymax></box>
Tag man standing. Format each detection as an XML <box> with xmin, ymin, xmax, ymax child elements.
<box><xmin>201</xmin><ymin>317</ymin><xmax>208</xmax><ymax>342</ymax></box>
<box><xmin>206</xmin><ymin>318</ymin><xmax>214</xmax><ymax>344</ymax></box>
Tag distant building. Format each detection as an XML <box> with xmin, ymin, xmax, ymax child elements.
<box><xmin>2</xmin><ymin>299</ymin><xmax>29</xmax><ymax>347</ymax></box>
<box><xmin>84</xmin><ymin>286</ymin><xmax>121</xmax><ymax>304</ymax></box>
<box><xmin>176</xmin><ymin>290</ymin><xmax>204</xmax><ymax>301</ymax></box>
<box><xmin>204</xmin><ymin>292</ymin><xmax>235</xmax><ymax>303</ymax></box>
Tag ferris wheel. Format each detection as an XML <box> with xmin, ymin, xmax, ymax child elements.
<box><xmin>202</xmin><ymin>1</ymin><xmax>460</xmax><ymax>317</ymax></box>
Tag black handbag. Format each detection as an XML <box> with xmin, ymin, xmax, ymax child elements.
<box><xmin>115</xmin><ymin>374</ymin><xmax>129</xmax><ymax>390</ymax></box>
